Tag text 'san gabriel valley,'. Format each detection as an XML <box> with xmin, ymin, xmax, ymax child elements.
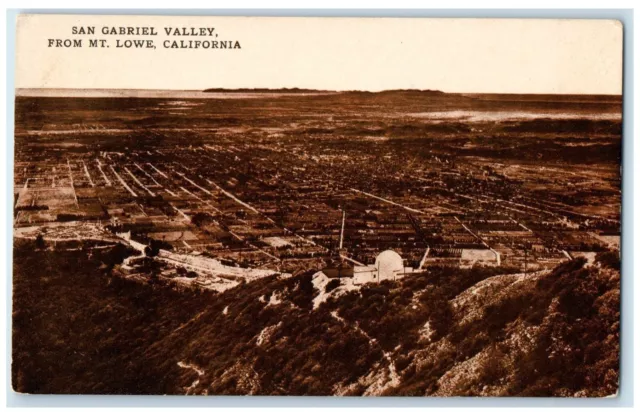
<box><xmin>48</xmin><ymin>26</ymin><xmax>242</xmax><ymax>49</ymax></box>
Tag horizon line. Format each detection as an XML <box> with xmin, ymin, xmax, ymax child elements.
<box><xmin>14</xmin><ymin>87</ymin><xmax>623</xmax><ymax>97</ymax></box>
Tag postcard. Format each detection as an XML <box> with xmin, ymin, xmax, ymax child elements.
<box><xmin>12</xmin><ymin>14</ymin><xmax>622</xmax><ymax>396</ymax></box>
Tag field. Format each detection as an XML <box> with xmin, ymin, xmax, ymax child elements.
<box><xmin>14</xmin><ymin>91</ymin><xmax>621</xmax><ymax>273</ymax></box>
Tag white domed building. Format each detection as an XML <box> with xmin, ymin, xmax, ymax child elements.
<box><xmin>313</xmin><ymin>210</ymin><xmax>417</xmax><ymax>286</ymax></box>
<box><xmin>374</xmin><ymin>250</ymin><xmax>405</xmax><ymax>281</ymax></box>
<box><xmin>351</xmin><ymin>249</ymin><xmax>415</xmax><ymax>285</ymax></box>
<box><xmin>312</xmin><ymin>249</ymin><xmax>417</xmax><ymax>290</ymax></box>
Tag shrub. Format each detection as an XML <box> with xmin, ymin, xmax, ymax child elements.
<box><xmin>35</xmin><ymin>234</ymin><xmax>46</xmax><ymax>249</ymax></box>
<box><xmin>595</xmin><ymin>250</ymin><xmax>620</xmax><ymax>270</ymax></box>
<box><xmin>325</xmin><ymin>279</ymin><xmax>341</xmax><ymax>293</ymax></box>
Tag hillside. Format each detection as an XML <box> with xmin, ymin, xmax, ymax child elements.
<box><xmin>12</xmin><ymin>240</ymin><xmax>619</xmax><ymax>396</ymax></box>
<box><xmin>202</xmin><ymin>88</ymin><xmax>330</xmax><ymax>93</ymax></box>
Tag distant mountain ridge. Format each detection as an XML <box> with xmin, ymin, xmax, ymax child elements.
<box><xmin>202</xmin><ymin>87</ymin><xmax>447</xmax><ymax>95</ymax></box>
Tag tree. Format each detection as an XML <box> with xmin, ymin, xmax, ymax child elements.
<box><xmin>325</xmin><ymin>279</ymin><xmax>341</xmax><ymax>293</ymax></box>
<box><xmin>144</xmin><ymin>239</ymin><xmax>172</xmax><ymax>257</ymax></box>
<box><xmin>145</xmin><ymin>245</ymin><xmax>160</xmax><ymax>257</ymax></box>
<box><xmin>35</xmin><ymin>234</ymin><xmax>46</xmax><ymax>250</ymax></box>
<box><xmin>191</xmin><ymin>212</ymin><xmax>214</xmax><ymax>227</ymax></box>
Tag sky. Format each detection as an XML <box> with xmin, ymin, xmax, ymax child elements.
<box><xmin>15</xmin><ymin>15</ymin><xmax>624</xmax><ymax>94</ymax></box>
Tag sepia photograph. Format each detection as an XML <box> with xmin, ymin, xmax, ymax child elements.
<box><xmin>11</xmin><ymin>14</ymin><xmax>623</xmax><ymax>397</ymax></box>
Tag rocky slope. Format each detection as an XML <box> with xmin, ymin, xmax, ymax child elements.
<box><xmin>12</xmin><ymin>240</ymin><xmax>619</xmax><ymax>396</ymax></box>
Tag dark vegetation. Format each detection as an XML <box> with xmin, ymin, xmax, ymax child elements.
<box><xmin>143</xmin><ymin>239</ymin><xmax>172</xmax><ymax>257</ymax></box>
<box><xmin>325</xmin><ymin>279</ymin><xmax>341</xmax><ymax>293</ymax></box>
<box><xmin>12</xmin><ymin>241</ymin><xmax>620</xmax><ymax>396</ymax></box>
<box><xmin>12</xmin><ymin>240</ymin><xmax>206</xmax><ymax>394</ymax></box>
<box><xmin>190</xmin><ymin>212</ymin><xmax>216</xmax><ymax>227</ymax></box>
<box><xmin>390</xmin><ymin>254</ymin><xmax>620</xmax><ymax>397</ymax></box>
<box><xmin>16</xmin><ymin>205</ymin><xmax>49</xmax><ymax>211</ymax></box>
<box><xmin>509</xmin><ymin>254</ymin><xmax>620</xmax><ymax>397</ymax></box>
